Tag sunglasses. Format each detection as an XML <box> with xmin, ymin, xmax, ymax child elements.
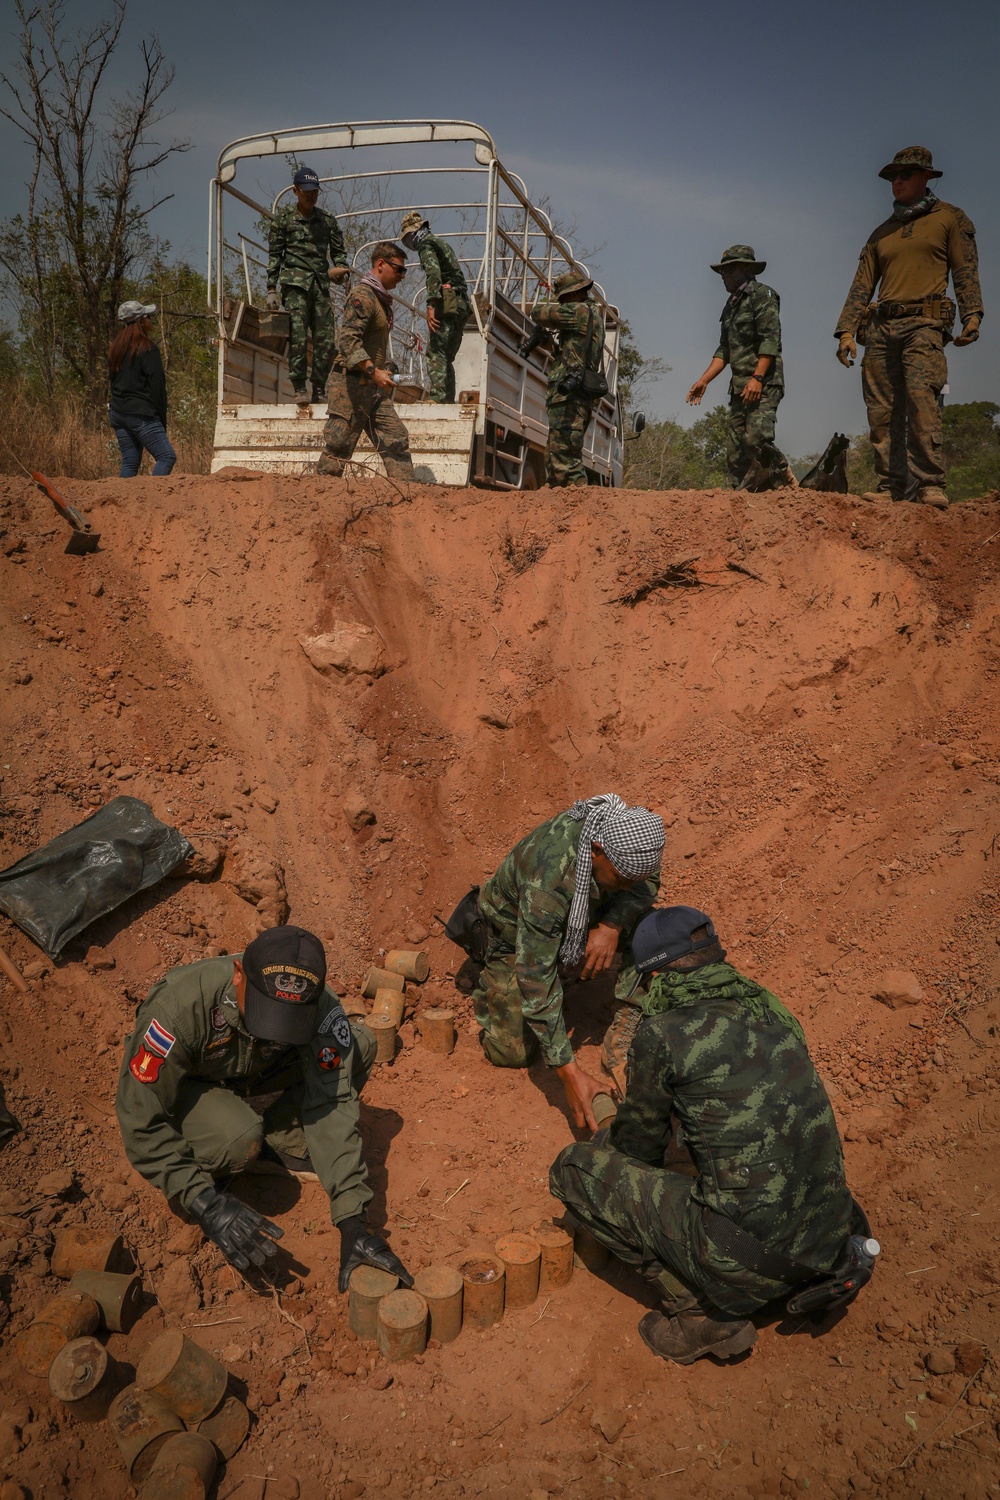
<box><xmin>388</xmin><ymin>262</ymin><xmax>406</xmax><ymax>275</ymax></box>
<box><xmin>892</xmin><ymin>168</ymin><xmax>918</xmax><ymax>181</ymax></box>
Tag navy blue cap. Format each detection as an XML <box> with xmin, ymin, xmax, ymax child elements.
<box><xmin>627</xmin><ymin>906</ymin><xmax>724</xmax><ymax>996</ymax></box>
<box><xmin>293</xmin><ymin>167</ymin><xmax>321</xmax><ymax>189</ymax></box>
<box><xmin>241</xmin><ymin>925</ymin><xmax>326</xmax><ymax>1044</ymax></box>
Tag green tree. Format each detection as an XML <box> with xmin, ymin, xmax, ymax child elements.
<box><xmin>943</xmin><ymin>401</ymin><xmax>1000</xmax><ymax>501</ymax></box>
<box><xmin>624</xmin><ymin>405</ymin><xmax>729</xmax><ymax>489</ymax></box>
<box><xmin>616</xmin><ymin>316</ymin><xmax>668</xmax><ymax>419</ymax></box>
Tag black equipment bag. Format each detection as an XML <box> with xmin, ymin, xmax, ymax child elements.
<box><xmin>441</xmin><ymin>885</ymin><xmax>489</xmax><ymax>965</ymax></box>
<box><xmin>0</xmin><ymin>796</ymin><xmax>192</xmax><ymax>957</ymax></box>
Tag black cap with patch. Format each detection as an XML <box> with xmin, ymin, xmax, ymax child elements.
<box><xmin>241</xmin><ymin>925</ymin><xmax>326</xmax><ymax>1044</ymax></box>
<box><xmin>625</xmin><ymin>906</ymin><xmax>724</xmax><ymax>997</ymax></box>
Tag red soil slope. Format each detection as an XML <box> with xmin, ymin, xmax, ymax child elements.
<box><xmin>1</xmin><ymin>473</ymin><xmax>999</xmax><ymax>1499</ymax></box>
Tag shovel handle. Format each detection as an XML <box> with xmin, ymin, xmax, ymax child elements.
<box><xmin>0</xmin><ymin>945</ymin><xmax>29</xmax><ymax>994</ymax></box>
<box><xmin>32</xmin><ymin>471</ymin><xmax>90</xmax><ymax>532</ymax></box>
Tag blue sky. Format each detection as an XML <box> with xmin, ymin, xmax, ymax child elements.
<box><xmin>1</xmin><ymin>0</ymin><xmax>996</xmax><ymax>455</ymax></box>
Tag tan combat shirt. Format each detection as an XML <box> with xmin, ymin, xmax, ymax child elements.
<box><xmin>836</xmin><ymin>200</ymin><xmax>983</xmax><ymax>337</ymax></box>
<box><xmin>337</xmin><ymin>284</ymin><xmax>390</xmax><ymax>370</ymax></box>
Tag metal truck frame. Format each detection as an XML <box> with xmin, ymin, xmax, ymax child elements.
<box><xmin>208</xmin><ymin>119</ymin><xmax>624</xmax><ymax>486</ymax></box>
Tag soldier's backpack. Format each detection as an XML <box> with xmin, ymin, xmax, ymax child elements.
<box><xmin>800</xmin><ymin>433</ymin><xmax>850</xmax><ymax>493</ymax></box>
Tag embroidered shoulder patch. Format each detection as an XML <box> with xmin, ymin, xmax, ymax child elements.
<box><xmin>128</xmin><ymin>1019</ymin><xmax>176</xmax><ymax>1084</ymax></box>
<box><xmin>318</xmin><ymin>1006</ymin><xmax>353</xmax><ymax>1053</ymax></box>
<box><xmin>317</xmin><ymin>1044</ymin><xmax>341</xmax><ymax>1071</ymax></box>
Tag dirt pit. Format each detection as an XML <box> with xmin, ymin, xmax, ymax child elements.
<box><xmin>1</xmin><ymin>473</ymin><xmax>999</xmax><ymax>1499</ymax></box>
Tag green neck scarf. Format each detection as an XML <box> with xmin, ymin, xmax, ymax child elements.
<box><xmin>893</xmin><ymin>190</ymin><xmax>937</xmax><ymax>223</ymax></box>
<box><xmin>639</xmin><ymin>961</ymin><xmax>805</xmax><ymax>1045</ymax></box>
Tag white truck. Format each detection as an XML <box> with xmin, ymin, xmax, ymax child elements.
<box><xmin>207</xmin><ymin>119</ymin><xmax>625</xmax><ymax>486</ymax></box>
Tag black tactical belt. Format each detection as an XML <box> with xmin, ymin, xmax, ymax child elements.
<box><xmin>702</xmin><ymin>1206</ymin><xmax>820</xmax><ymax>1285</ymax></box>
<box><xmin>877</xmin><ymin>299</ymin><xmax>952</xmax><ymax>319</ymax></box>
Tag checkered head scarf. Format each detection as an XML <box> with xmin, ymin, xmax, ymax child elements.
<box><xmin>559</xmin><ymin>794</ymin><xmax>665</xmax><ymax>967</ymax></box>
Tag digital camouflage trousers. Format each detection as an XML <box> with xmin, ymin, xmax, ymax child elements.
<box><xmin>726</xmin><ymin>385</ymin><xmax>788</xmax><ymax>488</ymax></box>
<box><xmin>427</xmin><ymin>303</ymin><xmax>469</xmax><ymax>403</ymax></box>
<box><xmin>317</xmin><ymin>371</ymin><xmax>415</xmax><ymax>481</ymax></box>
<box><xmin>545</xmin><ymin>393</ymin><xmax>595</xmax><ymax>487</ymax></box>
<box><xmin>281</xmin><ymin>282</ymin><xmax>336</xmax><ymax>394</ymax></box>
<box><xmin>861</xmin><ymin>316</ymin><xmax>947</xmax><ymax>496</ymax></box>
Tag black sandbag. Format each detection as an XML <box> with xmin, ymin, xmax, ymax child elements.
<box><xmin>0</xmin><ymin>797</ymin><xmax>192</xmax><ymax>958</ymax></box>
<box><xmin>800</xmin><ymin>433</ymin><xmax>850</xmax><ymax>492</ymax></box>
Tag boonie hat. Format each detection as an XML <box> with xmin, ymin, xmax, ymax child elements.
<box><xmin>554</xmin><ymin>268</ymin><xmax>593</xmax><ymax>299</ymax></box>
<box><xmin>118</xmin><ymin>300</ymin><xmax>157</xmax><ymax>323</ymax></box>
<box><xmin>241</xmin><ymin>925</ymin><xmax>326</xmax><ymax>1044</ymax></box>
<box><xmin>632</xmin><ymin>905</ymin><xmax>724</xmax><ymax>980</ymax></box>
<box><xmin>710</xmin><ymin>245</ymin><xmax>766</xmax><ymax>275</ymax></box>
<box><xmin>878</xmin><ymin>146</ymin><xmax>942</xmax><ymax>181</ymax></box>
<box><xmin>400</xmin><ymin>210</ymin><xmax>428</xmax><ymax>237</ymax></box>
<box><xmin>293</xmin><ymin>166</ymin><xmax>321</xmax><ymax>189</ymax></box>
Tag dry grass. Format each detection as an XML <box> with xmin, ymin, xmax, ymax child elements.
<box><xmin>0</xmin><ymin>379</ymin><xmax>213</xmax><ymax>478</ymax></box>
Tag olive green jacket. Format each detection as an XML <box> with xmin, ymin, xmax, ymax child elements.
<box><xmin>115</xmin><ymin>955</ymin><xmax>372</xmax><ymax>1223</ymax></box>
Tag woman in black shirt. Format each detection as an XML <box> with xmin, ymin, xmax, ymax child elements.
<box><xmin>108</xmin><ymin>301</ymin><xmax>176</xmax><ymax>476</ymax></box>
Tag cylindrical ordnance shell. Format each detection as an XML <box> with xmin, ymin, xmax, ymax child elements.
<box><xmin>383</xmin><ymin>949</ymin><xmax>430</xmax><ymax>983</ymax></box>
<box><xmin>376</xmin><ymin>1288</ymin><xmax>429</xmax><ymax>1362</ymax></box>
<box><xmin>413</xmin><ymin>1265</ymin><xmax>463</xmax><ymax>1344</ymax></box>
<box><xmin>419</xmin><ymin>1007</ymin><xmax>455</xmax><ymax>1055</ymax></box>
<box><xmin>368</xmin><ymin>1013</ymin><xmax>397</xmax><ymax>1063</ymax></box>
<box><xmin>50</xmin><ymin>1227</ymin><xmax>133</xmax><ymax>1280</ymax></box>
<box><xmin>48</xmin><ymin>1335</ymin><xmax>122</xmax><ymax>1421</ymax></box>
<box><xmin>574</xmin><ymin>1226</ymin><xmax>611</xmax><ymax>1273</ymax></box>
<box><xmin>495</xmin><ymin>1232</ymin><xmax>541</xmax><ymax>1309</ymax></box>
<box><xmin>592</xmin><ymin>1093</ymin><xmax>618</xmax><ymax>1129</ymax></box>
<box><xmin>150</xmin><ymin>1432</ymin><xmax>218</xmax><ymax>1490</ymax></box>
<box><xmin>362</xmin><ymin>966</ymin><xmax>404</xmax><ymax>999</ymax></box>
<box><xmin>347</xmin><ymin>1265</ymin><xmax>399</xmax><ymax>1341</ymax></box>
<box><xmin>107</xmin><ymin>1384</ymin><xmax>184</xmax><ymax>1479</ymax></box>
<box><xmin>136</xmin><ymin>1330</ymin><xmax>227</xmax><ymax>1425</ymax></box>
<box><xmin>533</xmin><ymin>1219</ymin><xmax>575</xmax><ymax>1292</ymax></box>
<box><xmin>69</xmin><ymin>1269</ymin><xmax>144</xmax><ymax>1333</ymax></box>
<box><xmin>370</xmin><ymin>986</ymin><xmax>405</xmax><ymax>1028</ymax></box>
<box><xmin>15</xmin><ymin>1292</ymin><xmax>101</xmax><ymax>1377</ymax></box>
<box><xmin>197</xmin><ymin>1392</ymin><xmax>250</xmax><ymax>1460</ymax></box>
<box><xmin>459</xmin><ymin>1256</ymin><xmax>505</xmax><ymax>1330</ymax></box>
<box><xmin>136</xmin><ymin>1468</ymin><xmax>205</xmax><ymax>1500</ymax></box>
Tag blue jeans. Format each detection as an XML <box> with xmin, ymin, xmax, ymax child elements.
<box><xmin>110</xmin><ymin>412</ymin><xmax>176</xmax><ymax>476</ymax></box>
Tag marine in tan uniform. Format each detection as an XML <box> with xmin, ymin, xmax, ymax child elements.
<box><xmin>316</xmin><ymin>241</ymin><xmax>416</xmax><ymax>481</ymax></box>
<box><xmin>835</xmin><ymin>147</ymin><xmax>983</xmax><ymax>507</ymax></box>
<box><xmin>116</xmin><ymin>924</ymin><xmax>412</xmax><ymax>1289</ymax></box>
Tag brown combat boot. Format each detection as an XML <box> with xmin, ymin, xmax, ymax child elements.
<box><xmin>638</xmin><ymin>1308</ymin><xmax>757</xmax><ymax>1366</ymax></box>
<box><xmin>292</xmin><ymin>385</ymin><xmax>311</xmax><ymax>408</ymax></box>
<box><xmin>916</xmin><ymin>486</ymin><xmax>949</xmax><ymax>508</ymax></box>
<box><xmin>315</xmin><ymin>453</ymin><xmax>344</xmax><ymax>477</ymax></box>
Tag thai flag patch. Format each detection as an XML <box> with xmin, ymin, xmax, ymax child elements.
<box><xmin>129</xmin><ymin>1018</ymin><xmax>175</xmax><ymax>1083</ymax></box>
<box><xmin>144</xmin><ymin>1020</ymin><xmax>176</xmax><ymax>1058</ymax></box>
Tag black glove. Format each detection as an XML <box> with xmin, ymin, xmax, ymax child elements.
<box><xmin>190</xmin><ymin>1187</ymin><xmax>283</xmax><ymax>1272</ymax></box>
<box><xmin>337</xmin><ymin>1215</ymin><xmax>413</xmax><ymax>1293</ymax></box>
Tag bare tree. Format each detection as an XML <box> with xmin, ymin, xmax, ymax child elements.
<box><xmin>0</xmin><ymin>0</ymin><xmax>190</xmax><ymax>407</ymax></box>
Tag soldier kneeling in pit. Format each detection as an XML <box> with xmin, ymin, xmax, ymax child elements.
<box><xmin>550</xmin><ymin>906</ymin><xmax>875</xmax><ymax>1365</ymax></box>
<box><xmin>116</xmin><ymin>925</ymin><xmax>411</xmax><ymax>1291</ymax></box>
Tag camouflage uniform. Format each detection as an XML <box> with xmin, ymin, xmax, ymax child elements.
<box><xmin>714</xmin><ymin>280</ymin><xmax>788</xmax><ymax>487</ymax></box>
<box><xmin>474</xmin><ymin>812</ymin><xmax>658</xmax><ymax>1068</ymax></box>
<box><xmin>836</xmin><ymin>200</ymin><xmax>982</xmax><ymax>497</ymax></box>
<box><xmin>266</xmin><ymin>205</ymin><xmax>349</xmax><ymax>394</ymax></box>
<box><xmin>317</xmin><ymin>283</ymin><xmax>415</xmax><ymax>481</ymax></box>
<box><xmin>550</xmin><ymin>962</ymin><xmax>851</xmax><ymax>1315</ymax></box>
<box><xmin>413</xmin><ymin>231</ymin><xmax>471</xmax><ymax>404</ymax></box>
<box><xmin>530</xmin><ymin>296</ymin><xmax>606</xmax><ymax>487</ymax></box>
<box><xmin>115</xmin><ymin>955</ymin><xmax>375</xmax><ymax>1226</ymax></box>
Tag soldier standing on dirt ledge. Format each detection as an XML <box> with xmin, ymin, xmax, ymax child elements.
<box><xmin>835</xmin><ymin>147</ymin><xmax>983</xmax><ymax>508</ymax></box>
<box><xmin>116</xmin><ymin>925</ymin><xmax>412</xmax><ymax>1292</ymax></box>
<box><xmin>469</xmin><ymin>794</ymin><xmax>664</xmax><ymax>1130</ymax></box>
<box><xmin>528</xmin><ymin>270</ymin><xmax>607</xmax><ymax>487</ymax></box>
<box><xmin>686</xmin><ymin>245</ymin><xmax>794</xmax><ymax>491</ymax></box>
<box><xmin>316</xmin><ymin>241</ymin><xmax>416</xmax><ymax>481</ymax></box>
<box><xmin>265</xmin><ymin>166</ymin><xmax>350</xmax><ymax>408</ymax></box>
<box><xmin>551</xmin><ymin>906</ymin><xmax>869</xmax><ymax>1367</ymax></box>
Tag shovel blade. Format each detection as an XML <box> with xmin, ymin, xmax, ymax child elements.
<box><xmin>65</xmin><ymin>530</ymin><xmax>100</xmax><ymax>555</ymax></box>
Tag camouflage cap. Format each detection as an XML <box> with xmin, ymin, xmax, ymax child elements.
<box><xmin>554</xmin><ymin>268</ymin><xmax>593</xmax><ymax>299</ymax></box>
<box><xmin>710</xmin><ymin>244</ymin><xmax>766</xmax><ymax>275</ymax></box>
<box><xmin>878</xmin><ymin>146</ymin><xmax>942</xmax><ymax>181</ymax></box>
<box><xmin>400</xmin><ymin>210</ymin><xmax>428</xmax><ymax>237</ymax></box>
